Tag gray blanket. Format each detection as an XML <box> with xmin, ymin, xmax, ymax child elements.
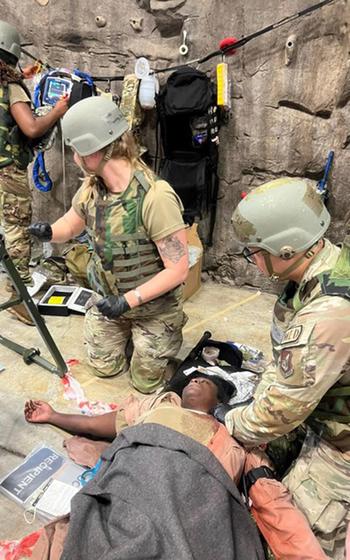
<box><xmin>62</xmin><ymin>423</ymin><xmax>265</xmax><ymax>560</ymax></box>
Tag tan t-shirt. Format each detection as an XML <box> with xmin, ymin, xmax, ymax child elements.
<box><xmin>142</xmin><ymin>179</ymin><xmax>185</xmax><ymax>241</ymax></box>
<box><xmin>72</xmin><ymin>176</ymin><xmax>185</xmax><ymax>242</ymax></box>
<box><xmin>8</xmin><ymin>83</ymin><xmax>31</xmax><ymax>106</ymax></box>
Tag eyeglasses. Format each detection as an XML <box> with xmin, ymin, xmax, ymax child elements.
<box><xmin>241</xmin><ymin>247</ymin><xmax>263</xmax><ymax>264</ymax></box>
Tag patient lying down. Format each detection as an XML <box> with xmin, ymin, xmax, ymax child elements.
<box><xmin>23</xmin><ymin>374</ymin><xmax>326</xmax><ymax>560</ymax></box>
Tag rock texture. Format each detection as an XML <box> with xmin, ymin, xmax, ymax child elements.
<box><xmin>4</xmin><ymin>0</ymin><xmax>350</xmax><ymax>289</ymax></box>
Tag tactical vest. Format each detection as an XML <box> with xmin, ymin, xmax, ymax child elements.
<box><xmin>273</xmin><ymin>239</ymin><xmax>350</xmax><ymax>432</ymax></box>
<box><xmin>86</xmin><ymin>170</ymin><xmax>164</xmax><ymax>296</ymax></box>
<box><xmin>0</xmin><ymin>81</ymin><xmax>33</xmax><ymax>170</ymax></box>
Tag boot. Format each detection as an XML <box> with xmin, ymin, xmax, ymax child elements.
<box><xmin>6</xmin><ymin>289</ymin><xmax>35</xmax><ymax>326</ymax></box>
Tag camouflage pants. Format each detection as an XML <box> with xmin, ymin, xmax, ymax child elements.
<box><xmin>283</xmin><ymin>430</ymin><xmax>350</xmax><ymax>559</ymax></box>
<box><xmin>0</xmin><ymin>164</ymin><xmax>32</xmax><ymax>283</ymax></box>
<box><xmin>84</xmin><ymin>287</ymin><xmax>187</xmax><ymax>394</ymax></box>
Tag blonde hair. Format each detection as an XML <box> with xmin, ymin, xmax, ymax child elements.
<box><xmin>103</xmin><ymin>131</ymin><xmax>156</xmax><ymax>187</ymax></box>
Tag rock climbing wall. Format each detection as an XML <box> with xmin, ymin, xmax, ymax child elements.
<box><xmin>3</xmin><ymin>0</ymin><xmax>349</xmax><ymax>289</ymax></box>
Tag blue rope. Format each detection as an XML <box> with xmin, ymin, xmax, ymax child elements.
<box><xmin>73</xmin><ymin>69</ymin><xmax>94</xmax><ymax>87</ymax></box>
<box><xmin>33</xmin><ymin>72</ymin><xmax>47</xmax><ymax>109</ymax></box>
<box><xmin>32</xmin><ymin>152</ymin><xmax>53</xmax><ymax>192</ymax></box>
<box><xmin>32</xmin><ymin>71</ymin><xmax>53</xmax><ymax>191</ymax></box>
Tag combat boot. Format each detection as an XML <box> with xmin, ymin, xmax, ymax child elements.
<box><xmin>6</xmin><ymin>288</ymin><xmax>35</xmax><ymax>326</ymax></box>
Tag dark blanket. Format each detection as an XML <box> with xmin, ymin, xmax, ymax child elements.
<box><xmin>61</xmin><ymin>423</ymin><xmax>265</xmax><ymax>560</ymax></box>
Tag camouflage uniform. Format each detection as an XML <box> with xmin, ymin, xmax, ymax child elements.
<box><xmin>119</xmin><ymin>74</ymin><xmax>143</xmax><ymax>131</ymax></box>
<box><xmin>119</xmin><ymin>74</ymin><xmax>147</xmax><ymax>154</ymax></box>
<box><xmin>84</xmin><ymin>286</ymin><xmax>185</xmax><ymax>393</ymax></box>
<box><xmin>72</xmin><ymin>170</ymin><xmax>186</xmax><ymax>394</ymax></box>
<box><xmin>0</xmin><ymin>81</ymin><xmax>33</xmax><ymax>284</ymax></box>
<box><xmin>0</xmin><ymin>164</ymin><xmax>31</xmax><ymax>283</ymax></box>
<box><xmin>226</xmin><ymin>239</ymin><xmax>350</xmax><ymax>557</ymax></box>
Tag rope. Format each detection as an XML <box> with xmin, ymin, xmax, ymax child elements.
<box><xmin>32</xmin><ymin>70</ymin><xmax>53</xmax><ymax>192</ymax></box>
<box><xmin>60</xmin><ymin>122</ymin><xmax>67</xmax><ymax>213</ymax></box>
<box><xmin>32</xmin><ymin>152</ymin><xmax>53</xmax><ymax>192</ymax></box>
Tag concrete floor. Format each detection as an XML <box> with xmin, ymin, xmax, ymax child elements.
<box><xmin>0</xmin><ymin>274</ymin><xmax>275</xmax><ymax>541</ymax></box>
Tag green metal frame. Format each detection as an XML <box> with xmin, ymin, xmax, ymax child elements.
<box><xmin>0</xmin><ymin>235</ymin><xmax>68</xmax><ymax>377</ymax></box>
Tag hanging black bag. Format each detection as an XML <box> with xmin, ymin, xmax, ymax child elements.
<box><xmin>156</xmin><ymin>66</ymin><xmax>220</xmax><ymax>245</ymax></box>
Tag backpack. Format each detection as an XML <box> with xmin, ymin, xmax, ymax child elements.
<box><xmin>166</xmin><ymin>330</ymin><xmax>243</xmax><ymax>397</ymax></box>
<box><xmin>156</xmin><ymin>67</ymin><xmax>220</xmax><ymax>245</ymax></box>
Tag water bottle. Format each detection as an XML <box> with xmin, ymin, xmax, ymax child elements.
<box><xmin>138</xmin><ymin>75</ymin><xmax>159</xmax><ymax>109</ymax></box>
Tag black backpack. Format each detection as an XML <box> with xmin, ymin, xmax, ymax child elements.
<box><xmin>156</xmin><ymin>67</ymin><xmax>220</xmax><ymax>245</ymax></box>
<box><xmin>166</xmin><ymin>331</ymin><xmax>243</xmax><ymax>397</ymax></box>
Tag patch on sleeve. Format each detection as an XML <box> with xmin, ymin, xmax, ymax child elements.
<box><xmin>279</xmin><ymin>349</ymin><xmax>294</xmax><ymax>378</ymax></box>
<box><xmin>282</xmin><ymin>325</ymin><xmax>303</xmax><ymax>345</ymax></box>
<box><xmin>279</xmin><ymin>323</ymin><xmax>315</xmax><ymax>348</ymax></box>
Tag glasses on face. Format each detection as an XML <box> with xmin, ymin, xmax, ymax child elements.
<box><xmin>241</xmin><ymin>247</ymin><xmax>263</xmax><ymax>264</ymax></box>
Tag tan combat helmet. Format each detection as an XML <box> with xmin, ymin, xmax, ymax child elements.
<box><xmin>232</xmin><ymin>177</ymin><xmax>330</xmax><ymax>257</ymax></box>
<box><xmin>0</xmin><ymin>21</ymin><xmax>21</xmax><ymax>62</ymax></box>
<box><xmin>232</xmin><ymin>177</ymin><xmax>331</xmax><ymax>279</ymax></box>
<box><xmin>62</xmin><ymin>96</ymin><xmax>129</xmax><ymax>156</ymax></box>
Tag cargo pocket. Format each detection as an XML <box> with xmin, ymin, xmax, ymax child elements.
<box><xmin>286</xmin><ymin>462</ymin><xmax>348</xmax><ymax>535</ymax></box>
<box><xmin>2</xmin><ymin>191</ymin><xmax>31</xmax><ymax>227</ymax></box>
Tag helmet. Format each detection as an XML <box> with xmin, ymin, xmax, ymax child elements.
<box><xmin>62</xmin><ymin>96</ymin><xmax>129</xmax><ymax>156</ymax></box>
<box><xmin>0</xmin><ymin>21</ymin><xmax>21</xmax><ymax>62</ymax></box>
<box><xmin>232</xmin><ymin>177</ymin><xmax>330</xmax><ymax>258</ymax></box>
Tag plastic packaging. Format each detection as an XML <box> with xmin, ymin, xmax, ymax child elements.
<box><xmin>202</xmin><ymin>346</ymin><xmax>220</xmax><ymax>365</ymax></box>
<box><xmin>134</xmin><ymin>57</ymin><xmax>150</xmax><ymax>80</ymax></box>
<box><xmin>227</xmin><ymin>341</ymin><xmax>267</xmax><ymax>374</ymax></box>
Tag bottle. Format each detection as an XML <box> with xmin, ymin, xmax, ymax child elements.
<box><xmin>138</xmin><ymin>74</ymin><xmax>159</xmax><ymax>109</ymax></box>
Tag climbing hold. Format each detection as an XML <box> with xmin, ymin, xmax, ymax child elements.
<box><xmin>95</xmin><ymin>15</ymin><xmax>107</xmax><ymax>28</ymax></box>
<box><xmin>285</xmin><ymin>34</ymin><xmax>297</xmax><ymax>66</ymax></box>
<box><xmin>130</xmin><ymin>17</ymin><xmax>144</xmax><ymax>31</ymax></box>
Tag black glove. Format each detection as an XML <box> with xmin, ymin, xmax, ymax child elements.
<box><xmin>96</xmin><ymin>295</ymin><xmax>131</xmax><ymax>320</ymax></box>
<box><xmin>28</xmin><ymin>222</ymin><xmax>53</xmax><ymax>242</ymax></box>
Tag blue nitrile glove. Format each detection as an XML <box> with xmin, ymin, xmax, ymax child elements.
<box><xmin>28</xmin><ymin>222</ymin><xmax>53</xmax><ymax>242</ymax></box>
<box><xmin>96</xmin><ymin>294</ymin><xmax>131</xmax><ymax>319</ymax></box>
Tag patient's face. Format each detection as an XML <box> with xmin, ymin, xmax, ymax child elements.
<box><xmin>181</xmin><ymin>377</ymin><xmax>219</xmax><ymax>413</ymax></box>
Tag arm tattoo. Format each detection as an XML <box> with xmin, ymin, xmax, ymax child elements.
<box><xmin>158</xmin><ymin>234</ymin><xmax>186</xmax><ymax>264</ymax></box>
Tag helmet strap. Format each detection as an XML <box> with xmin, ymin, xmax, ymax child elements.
<box><xmin>93</xmin><ymin>141</ymin><xmax>116</xmax><ymax>177</ymax></box>
<box><xmin>263</xmin><ymin>249</ymin><xmax>315</xmax><ymax>282</ymax></box>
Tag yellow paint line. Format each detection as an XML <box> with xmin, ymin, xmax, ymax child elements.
<box><xmin>183</xmin><ymin>290</ymin><xmax>262</xmax><ymax>334</ymax></box>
